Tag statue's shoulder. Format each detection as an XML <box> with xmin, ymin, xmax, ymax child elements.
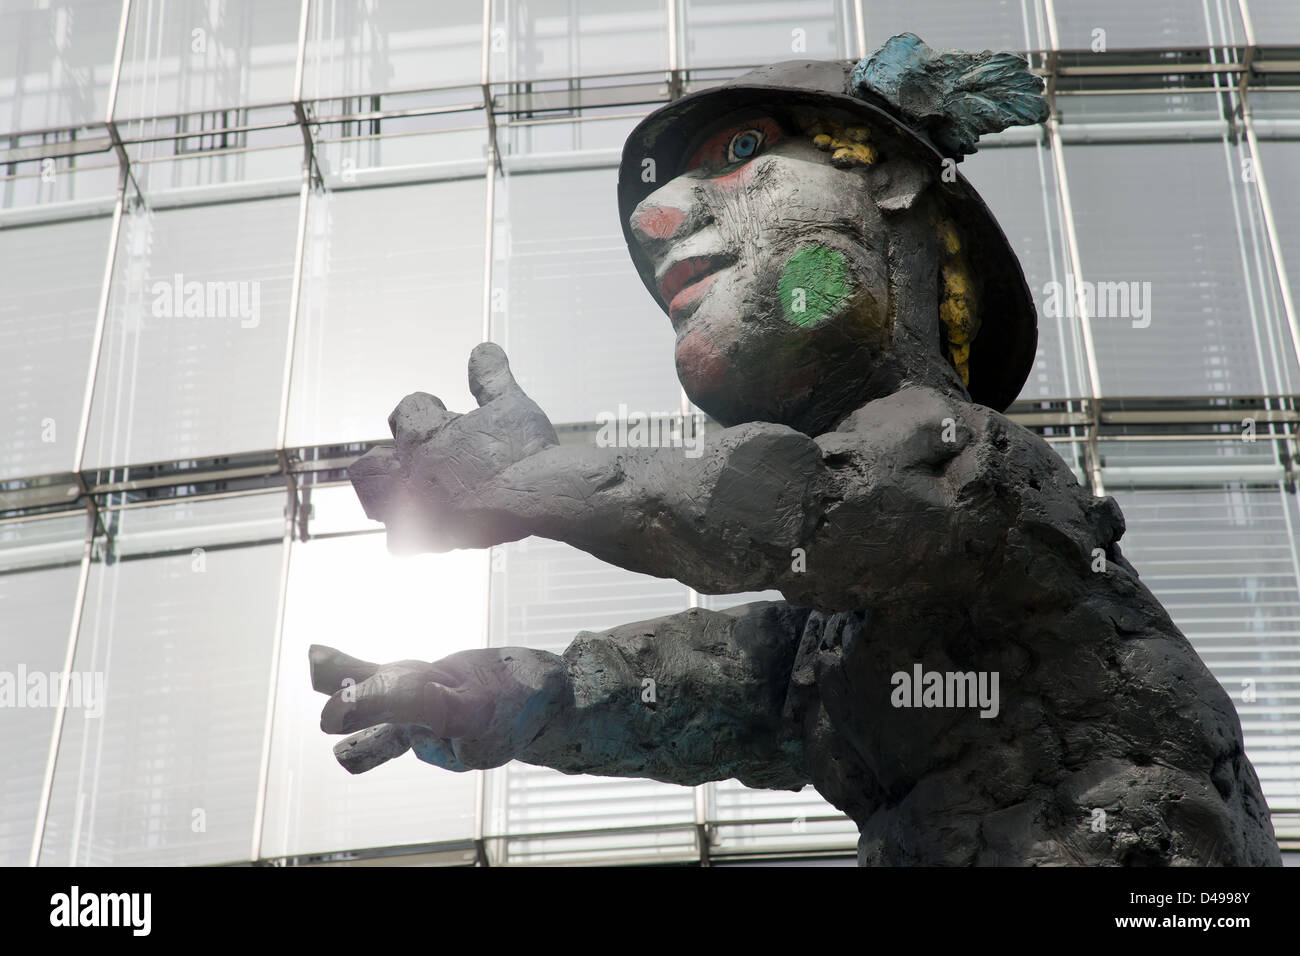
<box><xmin>816</xmin><ymin>386</ymin><xmax>994</xmax><ymax>465</ymax></box>
<box><xmin>814</xmin><ymin>387</ymin><xmax>1084</xmax><ymax>501</ymax></box>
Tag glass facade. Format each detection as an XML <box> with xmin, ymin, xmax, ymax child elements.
<box><xmin>2</xmin><ymin>0</ymin><xmax>1298</xmax><ymax>865</ymax></box>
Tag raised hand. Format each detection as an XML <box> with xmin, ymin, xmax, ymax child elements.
<box><xmin>348</xmin><ymin>342</ymin><xmax>558</xmax><ymax>554</ymax></box>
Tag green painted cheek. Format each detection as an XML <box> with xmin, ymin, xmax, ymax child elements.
<box><xmin>778</xmin><ymin>245</ymin><xmax>853</xmax><ymax>328</ymax></box>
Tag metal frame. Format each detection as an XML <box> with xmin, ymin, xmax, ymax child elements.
<box><xmin>6</xmin><ymin>0</ymin><xmax>1300</xmax><ymax>867</ymax></box>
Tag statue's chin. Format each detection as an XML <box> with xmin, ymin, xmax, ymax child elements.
<box><xmin>681</xmin><ymin>376</ymin><xmax>795</xmax><ymax>430</ymax></box>
<box><xmin>675</xmin><ymin>329</ymin><xmax>728</xmax><ymax>397</ymax></box>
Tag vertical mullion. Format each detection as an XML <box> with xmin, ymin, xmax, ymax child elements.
<box><xmin>1242</xmin><ymin>110</ymin><xmax>1300</xmax><ymax>399</ymax></box>
<box><xmin>475</xmin><ymin>0</ymin><xmax>497</xmax><ymax>864</ymax></box>
<box><xmin>853</xmin><ymin>0</ymin><xmax>866</xmax><ymax>60</ymax></box>
<box><xmin>28</xmin><ymin>0</ymin><xmax>134</xmax><ymax>868</ymax></box>
<box><xmin>1042</xmin><ymin>0</ymin><xmax>1104</xmax><ymax>496</ymax></box>
<box><xmin>27</xmin><ymin>512</ymin><xmax>97</xmax><ymax>867</ymax></box>
<box><xmin>250</xmin><ymin>0</ymin><xmax>314</xmax><ymax>864</ymax></box>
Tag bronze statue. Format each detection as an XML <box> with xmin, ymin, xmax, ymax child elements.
<box><xmin>310</xmin><ymin>35</ymin><xmax>1280</xmax><ymax>866</ymax></box>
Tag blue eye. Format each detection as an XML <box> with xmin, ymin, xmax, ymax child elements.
<box><xmin>727</xmin><ymin>129</ymin><xmax>764</xmax><ymax>162</ymax></box>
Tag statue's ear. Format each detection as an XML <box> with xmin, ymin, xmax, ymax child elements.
<box><xmin>866</xmin><ymin>158</ymin><xmax>933</xmax><ymax>213</ymax></box>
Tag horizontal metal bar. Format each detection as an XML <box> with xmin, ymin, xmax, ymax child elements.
<box><xmin>1103</xmin><ymin>409</ymin><xmax>1300</xmax><ymax>424</ymax></box>
<box><xmin>1008</xmin><ymin>410</ymin><xmax>1092</xmax><ymax>427</ymax></box>
<box><xmin>7</xmin><ymin>45</ymin><xmax>1300</xmax><ymax>162</ymax></box>
<box><xmin>119</xmin><ymin>118</ymin><xmax>301</xmax><ymax>148</ymax></box>
<box><xmin>97</xmin><ymin>486</ymin><xmax>286</xmax><ymax>512</ymax></box>
<box><xmin>1058</xmin><ymin>62</ymin><xmax>1246</xmax><ymax>77</ymax></box>
<box><xmin>309</xmin><ymin>100</ymin><xmax>486</xmax><ymax>127</ymax></box>
<box><xmin>0</xmin><ymin>136</ymin><xmax>114</xmax><ymax>165</ymax></box>
<box><xmin>128</xmin><ymin>137</ymin><xmax>300</xmax><ymax>166</ymax></box>
<box><xmin>90</xmin><ymin>463</ymin><xmax>281</xmax><ymax>495</ymax></box>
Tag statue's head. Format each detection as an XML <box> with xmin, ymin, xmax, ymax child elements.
<box><xmin>618</xmin><ymin>35</ymin><xmax>1047</xmax><ymax>433</ymax></box>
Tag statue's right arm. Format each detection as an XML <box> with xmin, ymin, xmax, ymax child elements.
<box><xmin>356</xmin><ymin>355</ymin><xmax>1122</xmax><ymax>612</ymax></box>
<box><xmin>476</xmin><ymin>387</ymin><xmax>1060</xmax><ymax>610</ymax></box>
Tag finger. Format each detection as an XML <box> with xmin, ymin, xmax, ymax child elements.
<box><xmin>467</xmin><ymin>342</ymin><xmax>524</xmax><ymax>407</ymax></box>
<box><xmin>346</xmin><ymin>445</ymin><xmax>401</xmax><ymax>522</ymax></box>
<box><xmin>309</xmin><ymin>645</ymin><xmax>380</xmax><ymax>695</ymax></box>
<box><xmin>332</xmin><ymin>723</ymin><xmax>411</xmax><ymax>774</ymax></box>
<box><xmin>388</xmin><ymin>392</ymin><xmax>458</xmax><ymax>460</ymax></box>
<box><xmin>320</xmin><ymin>670</ymin><xmax>410</xmax><ymax>734</ymax></box>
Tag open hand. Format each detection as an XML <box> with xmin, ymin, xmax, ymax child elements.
<box><xmin>347</xmin><ymin>342</ymin><xmax>558</xmax><ymax>554</ymax></box>
<box><xmin>310</xmin><ymin>643</ymin><xmax>570</xmax><ymax>774</ymax></box>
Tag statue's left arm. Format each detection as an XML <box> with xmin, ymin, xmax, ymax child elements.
<box><xmin>312</xmin><ymin>600</ymin><xmax>813</xmax><ymax>789</ymax></box>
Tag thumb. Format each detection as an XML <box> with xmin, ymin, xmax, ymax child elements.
<box><xmin>467</xmin><ymin>342</ymin><xmax>525</xmax><ymax>407</ymax></box>
<box><xmin>333</xmin><ymin>723</ymin><xmax>411</xmax><ymax>774</ymax></box>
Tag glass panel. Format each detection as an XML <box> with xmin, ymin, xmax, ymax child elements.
<box><xmin>1052</xmin><ymin>0</ymin><xmax>1246</xmax><ymax>50</ymax></box>
<box><xmin>1064</xmin><ymin>139</ymin><xmax>1282</xmax><ymax>397</ymax></box>
<box><xmin>498</xmin><ymin>110</ymin><xmax>646</xmax><ymax>158</ymax></box>
<box><xmin>1258</xmin><ymin>141</ymin><xmax>1300</xmax><ymax>388</ymax></box>
<box><xmin>38</xmin><ymin>496</ymin><xmax>284</xmax><ymax>866</ymax></box>
<box><xmin>304</xmin><ymin>0</ymin><xmax>482</xmax><ymax>100</ymax></box>
<box><xmin>1100</xmin><ymin>436</ymin><xmax>1280</xmax><ymax>476</ymax></box>
<box><xmin>489</xmin><ymin>535</ymin><xmax>691</xmax><ymax>658</ymax></box>
<box><xmin>0</xmin><ymin>513</ymin><xmax>86</xmax><ymax>572</ymax></box>
<box><xmin>0</xmin><ymin>0</ymin><xmax>122</xmax><ymax>133</ymax></box>
<box><xmin>1236</xmin><ymin>137</ymin><xmax>1300</xmax><ymax>397</ymax></box>
<box><xmin>0</xmin><ymin>215</ymin><xmax>112</xmax><ymax>480</ymax></box>
<box><xmin>314</xmin><ymin>107</ymin><xmax>489</xmax><ymax>187</ymax></box>
<box><xmin>0</xmin><ymin>151</ymin><xmax>120</xmax><ymax>211</ymax></box>
<box><xmin>490</xmin><ymin>0</ymin><xmax>669</xmax><ymax>82</ymax></box>
<box><xmin>710</xmin><ymin>780</ymin><xmax>857</xmax><ymax>855</ymax></box>
<box><xmin>1247</xmin><ymin>0</ymin><xmax>1300</xmax><ymax>43</ymax></box>
<box><xmin>1056</xmin><ymin>90</ymin><xmax>1225</xmax><ymax>125</ymax></box>
<box><xmin>485</xmin><ymin>536</ymin><xmax>695</xmax><ymax>864</ymax></box>
<box><xmin>83</xmin><ymin>195</ymin><xmax>298</xmax><ymax>468</ymax></box>
<box><xmin>106</xmin><ymin>492</ymin><xmax>286</xmax><ymax>556</ymax></box>
<box><xmin>1250</xmin><ymin>90</ymin><xmax>1300</xmax><ymax>126</ymax></box>
<box><xmin>287</xmin><ymin>177</ymin><xmax>487</xmax><ymax>447</ymax></box>
<box><xmin>863</xmin><ymin>0</ymin><xmax>1045</xmax><ymax>53</ymax></box>
<box><xmin>123</xmin><ymin>105</ymin><xmax>304</xmax><ymax>201</ymax></box>
<box><xmin>961</xmin><ymin>143</ymin><xmax>1080</xmax><ymax>400</ymax></box>
<box><xmin>493</xmin><ymin>165</ymin><xmax>680</xmax><ymax>426</ymax></box>
<box><xmin>0</xmin><ymin>515</ymin><xmax>85</xmax><ymax>866</ymax></box>
<box><xmin>1104</xmin><ymin>482</ymin><xmax>1300</xmax><ymax>820</ymax></box>
<box><xmin>114</xmin><ymin>0</ymin><xmax>301</xmax><ymax>120</ymax></box>
<box><xmin>680</xmin><ymin>0</ymin><xmax>854</xmax><ymax>70</ymax></box>
<box><xmin>261</xmin><ymin>534</ymin><xmax>486</xmax><ymax>860</ymax></box>
<box><xmin>301</xmin><ymin>483</ymin><xmax>372</xmax><ymax>537</ymax></box>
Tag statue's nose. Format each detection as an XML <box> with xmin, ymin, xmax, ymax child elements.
<box><xmin>630</xmin><ymin>201</ymin><xmax>687</xmax><ymax>243</ymax></box>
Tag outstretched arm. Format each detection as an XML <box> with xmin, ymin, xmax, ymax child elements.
<box><xmin>351</xmin><ymin>343</ymin><xmax>1118</xmax><ymax>611</ymax></box>
<box><xmin>484</xmin><ymin>423</ymin><xmax>828</xmax><ymax>599</ymax></box>
<box><xmin>312</xmin><ymin>601</ymin><xmax>813</xmax><ymax>791</ymax></box>
<box><xmin>348</xmin><ymin>343</ymin><xmax>828</xmax><ymax>595</ymax></box>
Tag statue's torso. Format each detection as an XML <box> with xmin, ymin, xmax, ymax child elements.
<box><xmin>779</xmin><ymin>388</ymin><xmax>1279</xmax><ymax>865</ymax></box>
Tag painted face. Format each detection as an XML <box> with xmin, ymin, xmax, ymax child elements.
<box><xmin>629</xmin><ymin>109</ymin><xmax>892</xmax><ymax>427</ymax></box>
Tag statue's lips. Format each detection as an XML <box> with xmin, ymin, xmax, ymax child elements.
<box><xmin>658</xmin><ymin>255</ymin><xmax>733</xmax><ymax>319</ymax></box>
